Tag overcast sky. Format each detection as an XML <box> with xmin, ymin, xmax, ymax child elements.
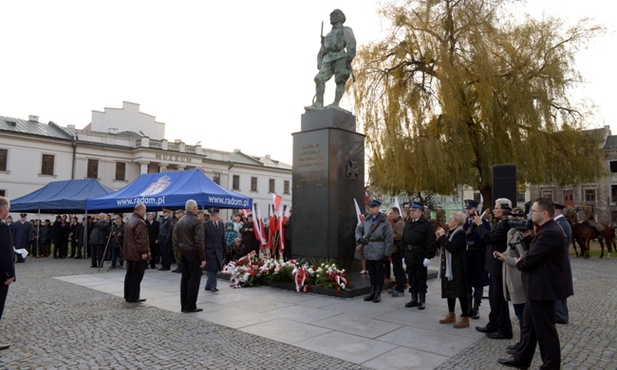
<box><xmin>1</xmin><ymin>0</ymin><xmax>614</xmax><ymax>165</ymax></box>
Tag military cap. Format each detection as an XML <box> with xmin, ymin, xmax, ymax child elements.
<box><xmin>464</xmin><ymin>199</ymin><xmax>479</xmax><ymax>209</ymax></box>
<box><xmin>368</xmin><ymin>199</ymin><xmax>381</xmax><ymax>207</ymax></box>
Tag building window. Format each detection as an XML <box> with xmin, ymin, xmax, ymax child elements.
<box><xmin>251</xmin><ymin>177</ymin><xmax>258</xmax><ymax>192</ymax></box>
<box><xmin>585</xmin><ymin>189</ymin><xmax>596</xmax><ymax>203</ymax></box>
<box><xmin>87</xmin><ymin>159</ymin><xmax>99</xmax><ymax>178</ymax></box>
<box><xmin>611</xmin><ymin>161</ymin><xmax>617</xmax><ymax>173</ymax></box>
<box><xmin>284</xmin><ymin>180</ymin><xmax>290</xmax><ymax>194</ymax></box>
<box><xmin>232</xmin><ymin>175</ymin><xmax>240</xmax><ymax>190</ymax></box>
<box><xmin>269</xmin><ymin>179</ymin><xmax>275</xmax><ymax>193</ymax></box>
<box><xmin>0</xmin><ymin>149</ymin><xmax>7</xmax><ymax>171</ymax></box>
<box><xmin>516</xmin><ymin>192</ymin><xmax>526</xmax><ymax>203</ymax></box>
<box><xmin>564</xmin><ymin>190</ymin><xmax>574</xmax><ymax>207</ymax></box>
<box><xmin>612</xmin><ymin>186</ymin><xmax>617</xmax><ymax>204</ymax></box>
<box><xmin>41</xmin><ymin>154</ymin><xmax>54</xmax><ymax>175</ymax></box>
<box><xmin>0</xmin><ymin>190</ymin><xmax>5</xmax><ymax>197</ymax></box>
<box><xmin>541</xmin><ymin>189</ymin><xmax>553</xmax><ymax>200</ymax></box>
<box><xmin>212</xmin><ymin>172</ymin><xmax>221</xmax><ymax>185</ymax></box>
<box><xmin>115</xmin><ymin>162</ymin><xmax>126</xmax><ymax>181</ymax></box>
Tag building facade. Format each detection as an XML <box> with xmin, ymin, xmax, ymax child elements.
<box><xmin>0</xmin><ymin>101</ymin><xmax>292</xmax><ymax>220</ymax></box>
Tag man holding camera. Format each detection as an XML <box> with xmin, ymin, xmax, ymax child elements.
<box><xmin>472</xmin><ymin>198</ymin><xmax>513</xmax><ymax>340</ymax></box>
<box><xmin>463</xmin><ymin>200</ymin><xmax>490</xmax><ymax>319</ymax></box>
<box><xmin>498</xmin><ymin>197</ymin><xmax>567</xmax><ymax>369</ymax></box>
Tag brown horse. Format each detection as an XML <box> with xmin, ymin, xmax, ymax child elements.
<box><xmin>570</xmin><ymin>221</ymin><xmax>614</xmax><ymax>259</ymax></box>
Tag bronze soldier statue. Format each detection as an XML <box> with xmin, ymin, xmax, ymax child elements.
<box><xmin>305</xmin><ymin>9</ymin><xmax>356</xmax><ymax>111</ymax></box>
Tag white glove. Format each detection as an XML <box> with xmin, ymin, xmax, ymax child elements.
<box><xmin>423</xmin><ymin>258</ymin><xmax>431</xmax><ymax>267</ymax></box>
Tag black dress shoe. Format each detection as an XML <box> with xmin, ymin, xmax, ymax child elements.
<box><xmin>182</xmin><ymin>308</ymin><xmax>203</xmax><ymax>313</ymax></box>
<box><xmin>507</xmin><ymin>342</ymin><xmax>519</xmax><ymax>350</ymax></box>
<box><xmin>158</xmin><ymin>268</ymin><xmax>170</xmax><ymax>271</ymax></box>
<box><xmin>487</xmin><ymin>332</ymin><xmax>513</xmax><ymax>340</ymax></box>
<box><xmin>210</xmin><ymin>287</ymin><xmax>219</xmax><ymax>292</ymax></box>
<box><xmin>507</xmin><ymin>348</ymin><xmax>517</xmax><ymax>355</ymax></box>
<box><xmin>0</xmin><ymin>345</ymin><xmax>9</xmax><ymax>351</ymax></box>
<box><xmin>126</xmin><ymin>298</ymin><xmax>146</xmax><ymax>303</ymax></box>
<box><xmin>497</xmin><ymin>357</ymin><xmax>528</xmax><ymax>369</ymax></box>
<box><xmin>475</xmin><ymin>325</ymin><xmax>497</xmax><ymax>333</ymax></box>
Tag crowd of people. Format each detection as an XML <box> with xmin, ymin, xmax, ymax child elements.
<box><xmin>356</xmin><ymin>197</ymin><xmax>573</xmax><ymax>369</ymax></box>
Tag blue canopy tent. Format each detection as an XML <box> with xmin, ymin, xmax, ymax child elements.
<box><xmin>10</xmin><ymin>178</ymin><xmax>114</xmax><ymax>214</ymax></box>
<box><xmin>86</xmin><ymin>169</ymin><xmax>252</xmax><ymax>212</ymax></box>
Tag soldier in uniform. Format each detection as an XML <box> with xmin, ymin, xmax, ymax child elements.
<box><xmin>463</xmin><ymin>200</ymin><xmax>490</xmax><ymax>319</ymax></box>
<box><xmin>355</xmin><ymin>200</ymin><xmax>393</xmax><ymax>303</ymax></box>
<box><xmin>305</xmin><ymin>9</ymin><xmax>356</xmax><ymax>110</ymax></box>
<box><xmin>403</xmin><ymin>202</ymin><xmax>437</xmax><ymax>310</ymax></box>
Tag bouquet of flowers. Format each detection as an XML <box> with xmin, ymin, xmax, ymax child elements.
<box><xmin>222</xmin><ymin>255</ymin><xmax>348</xmax><ymax>293</ymax></box>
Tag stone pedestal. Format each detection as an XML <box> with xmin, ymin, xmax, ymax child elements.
<box><xmin>291</xmin><ymin>108</ymin><xmax>365</xmax><ymax>271</ymax></box>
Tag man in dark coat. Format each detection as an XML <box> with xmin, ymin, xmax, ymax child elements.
<box><xmin>12</xmin><ymin>213</ymin><xmax>33</xmax><ymax>263</ymax></box>
<box><xmin>38</xmin><ymin>219</ymin><xmax>52</xmax><ymax>257</ymax></box>
<box><xmin>463</xmin><ymin>199</ymin><xmax>491</xmax><ymax>319</ymax></box>
<box><xmin>203</xmin><ymin>208</ymin><xmax>226</xmax><ymax>292</ymax></box>
<box><xmin>499</xmin><ymin>198</ymin><xmax>567</xmax><ymax>369</ymax></box>
<box><xmin>89</xmin><ymin>213</ymin><xmax>110</xmax><ymax>268</ymax></box>
<box><xmin>146</xmin><ymin>213</ymin><xmax>160</xmax><ymax>269</ymax></box>
<box><xmin>553</xmin><ymin>203</ymin><xmax>574</xmax><ymax>324</ymax></box>
<box><xmin>158</xmin><ymin>209</ymin><xmax>173</xmax><ymax>271</ymax></box>
<box><xmin>123</xmin><ymin>204</ymin><xmax>150</xmax><ymax>303</ymax></box>
<box><xmin>176</xmin><ymin>200</ymin><xmax>205</xmax><ymax>313</ymax></box>
<box><xmin>0</xmin><ymin>197</ymin><xmax>16</xmax><ymax>351</ymax></box>
<box><xmin>240</xmin><ymin>214</ymin><xmax>260</xmax><ymax>253</ymax></box>
<box><xmin>473</xmin><ymin>198</ymin><xmax>513</xmax><ymax>340</ymax></box>
<box><xmin>402</xmin><ymin>201</ymin><xmax>436</xmax><ymax>310</ymax></box>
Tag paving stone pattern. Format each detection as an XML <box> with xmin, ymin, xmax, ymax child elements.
<box><xmin>0</xmin><ymin>259</ymin><xmax>368</xmax><ymax>370</ymax></box>
<box><xmin>0</xmin><ymin>256</ymin><xmax>615</xmax><ymax>369</ymax></box>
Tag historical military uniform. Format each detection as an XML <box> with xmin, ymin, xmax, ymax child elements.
<box><xmin>355</xmin><ymin>200</ymin><xmax>393</xmax><ymax>303</ymax></box>
<box><xmin>402</xmin><ymin>202</ymin><xmax>437</xmax><ymax>309</ymax></box>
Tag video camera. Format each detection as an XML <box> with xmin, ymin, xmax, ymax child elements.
<box><xmin>506</xmin><ymin>218</ymin><xmax>533</xmax><ymax>231</ymax></box>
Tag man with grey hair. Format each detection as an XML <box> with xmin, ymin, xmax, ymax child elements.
<box><xmin>0</xmin><ymin>196</ymin><xmax>15</xmax><ymax>351</ymax></box>
<box><xmin>89</xmin><ymin>212</ymin><xmax>110</xmax><ymax>268</ymax></box>
<box><xmin>176</xmin><ymin>199</ymin><xmax>205</xmax><ymax>313</ymax></box>
<box><xmin>472</xmin><ymin>198</ymin><xmax>514</xmax><ymax>340</ymax></box>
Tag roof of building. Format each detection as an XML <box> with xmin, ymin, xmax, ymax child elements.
<box><xmin>0</xmin><ymin>116</ymin><xmax>74</xmax><ymax>140</ymax></box>
<box><xmin>604</xmin><ymin>135</ymin><xmax>617</xmax><ymax>150</ymax></box>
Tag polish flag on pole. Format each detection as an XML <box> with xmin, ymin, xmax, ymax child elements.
<box><xmin>278</xmin><ymin>204</ymin><xmax>286</xmax><ymax>256</ymax></box>
<box><xmin>353</xmin><ymin>198</ymin><xmax>364</xmax><ymax>223</ymax></box>
<box><xmin>252</xmin><ymin>203</ymin><xmax>267</xmax><ymax>248</ymax></box>
<box><xmin>272</xmin><ymin>193</ymin><xmax>283</xmax><ymax>213</ymax></box>
<box><xmin>393</xmin><ymin>197</ymin><xmax>401</xmax><ymax>212</ymax></box>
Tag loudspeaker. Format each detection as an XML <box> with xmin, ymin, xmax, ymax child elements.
<box><xmin>493</xmin><ymin>164</ymin><xmax>517</xmax><ymax>208</ymax></box>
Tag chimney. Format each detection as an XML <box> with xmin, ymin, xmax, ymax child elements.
<box><xmin>28</xmin><ymin>115</ymin><xmax>39</xmax><ymax>122</ymax></box>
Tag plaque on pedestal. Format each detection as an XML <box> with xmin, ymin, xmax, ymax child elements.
<box><xmin>291</xmin><ymin>108</ymin><xmax>365</xmax><ymax>271</ymax></box>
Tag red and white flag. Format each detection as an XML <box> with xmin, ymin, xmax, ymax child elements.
<box><xmin>272</xmin><ymin>193</ymin><xmax>283</xmax><ymax>213</ymax></box>
<box><xmin>353</xmin><ymin>198</ymin><xmax>364</xmax><ymax>223</ymax></box>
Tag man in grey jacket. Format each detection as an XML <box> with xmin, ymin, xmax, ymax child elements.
<box><xmin>355</xmin><ymin>199</ymin><xmax>393</xmax><ymax>303</ymax></box>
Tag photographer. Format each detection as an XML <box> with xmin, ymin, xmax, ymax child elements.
<box><xmin>463</xmin><ymin>199</ymin><xmax>490</xmax><ymax>320</ymax></box>
<box><xmin>109</xmin><ymin>216</ymin><xmax>124</xmax><ymax>270</ymax></box>
<box><xmin>493</xmin><ymin>207</ymin><xmax>530</xmax><ymax>350</ymax></box>
<box><xmin>471</xmin><ymin>198</ymin><xmax>513</xmax><ymax>340</ymax></box>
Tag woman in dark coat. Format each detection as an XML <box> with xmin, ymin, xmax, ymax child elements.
<box><xmin>240</xmin><ymin>214</ymin><xmax>260</xmax><ymax>253</ymax></box>
<box><xmin>435</xmin><ymin>211</ymin><xmax>469</xmax><ymax>329</ymax></box>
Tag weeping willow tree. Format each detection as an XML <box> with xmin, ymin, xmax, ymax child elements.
<box><xmin>350</xmin><ymin>0</ymin><xmax>605</xmax><ymax>207</ymax></box>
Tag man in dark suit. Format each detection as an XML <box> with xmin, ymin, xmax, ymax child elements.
<box><xmin>12</xmin><ymin>213</ymin><xmax>33</xmax><ymax>263</ymax></box>
<box><xmin>0</xmin><ymin>197</ymin><xmax>16</xmax><ymax>351</ymax></box>
<box><xmin>473</xmin><ymin>198</ymin><xmax>514</xmax><ymax>340</ymax></box>
<box><xmin>158</xmin><ymin>209</ymin><xmax>173</xmax><ymax>271</ymax></box>
<box><xmin>203</xmin><ymin>208</ymin><xmax>226</xmax><ymax>292</ymax></box>
<box><xmin>146</xmin><ymin>213</ymin><xmax>160</xmax><ymax>269</ymax></box>
<box><xmin>176</xmin><ymin>200</ymin><xmax>205</xmax><ymax>313</ymax></box>
<box><xmin>498</xmin><ymin>197</ymin><xmax>567</xmax><ymax>369</ymax></box>
<box><xmin>553</xmin><ymin>203</ymin><xmax>573</xmax><ymax>324</ymax></box>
